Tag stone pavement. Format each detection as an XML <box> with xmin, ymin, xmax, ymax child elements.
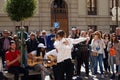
<box><xmin>0</xmin><ymin>57</ymin><xmax>119</xmax><ymax>80</ymax></box>
<box><xmin>73</xmin><ymin>65</ymin><xmax>119</xmax><ymax>80</ymax></box>
<box><xmin>44</xmin><ymin>65</ymin><xmax>120</xmax><ymax>80</ymax></box>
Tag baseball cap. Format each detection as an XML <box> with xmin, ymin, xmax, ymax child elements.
<box><xmin>38</xmin><ymin>43</ymin><xmax>46</xmax><ymax>48</ymax></box>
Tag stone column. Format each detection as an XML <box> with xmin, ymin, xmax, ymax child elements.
<box><xmin>78</xmin><ymin>0</ymin><xmax>87</xmax><ymax>16</ymax></box>
<box><xmin>98</xmin><ymin>0</ymin><xmax>109</xmax><ymax>16</ymax></box>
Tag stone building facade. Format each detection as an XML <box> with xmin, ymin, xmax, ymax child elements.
<box><xmin>0</xmin><ymin>0</ymin><xmax>120</xmax><ymax>34</ymax></box>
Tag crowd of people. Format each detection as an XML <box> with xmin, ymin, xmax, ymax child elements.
<box><xmin>0</xmin><ymin>27</ymin><xmax>120</xmax><ymax>80</ymax></box>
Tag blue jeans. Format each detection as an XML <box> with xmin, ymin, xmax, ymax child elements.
<box><xmin>110</xmin><ymin>56</ymin><xmax>116</xmax><ymax>73</ymax></box>
<box><xmin>93</xmin><ymin>54</ymin><xmax>104</xmax><ymax>74</ymax></box>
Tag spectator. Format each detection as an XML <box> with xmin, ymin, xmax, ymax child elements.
<box><xmin>5</xmin><ymin>41</ymin><xmax>28</xmax><ymax>80</ymax></box>
<box><xmin>87</xmin><ymin>29</ymin><xmax>94</xmax><ymax>37</ymax></box>
<box><xmin>41</xmin><ymin>30</ymin><xmax>47</xmax><ymax>46</ymax></box>
<box><xmin>77</xmin><ymin>31</ymin><xmax>89</xmax><ymax>77</ymax></box>
<box><xmin>17</xmin><ymin>30</ymin><xmax>28</xmax><ymax>40</ymax></box>
<box><xmin>0</xmin><ymin>30</ymin><xmax>12</xmax><ymax>68</ymax></box>
<box><xmin>116</xmin><ymin>27</ymin><xmax>120</xmax><ymax>40</ymax></box>
<box><xmin>68</xmin><ymin>27</ymin><xmax>79</xmax><ymax>75</ymax></box>
<box><xmin>87</xmin><ymin>29</ymin><xmax>94</xmax><ymax>74</ymax></box>
<box><xmin>68</xmin><ymin>27</ymin><xmax>78</xmax><ymax>38</ymax></box>
<box><xmin>91</xmin><ymin>31</ymin><xmax>105</xmax><ymax>78</ymax></box>
<box><xmin>76</xmin><ymin>27</ymin><xmax>81</xmax><ymax>37</ymax></box>
<box><xmin>37</xmin><ymin>43</ymin><xmax>46</xmax><ymax>57</ymax></box>
<box><xmin>47</xmin><ymin>28</ymin><xmax>56</xmax><ymax>51</ymax></box>
<box><xmin>26</xmin><ymin>32</ymin><xmax>39</xmax><ymax>53</ymax></box>
<box><xmin>13</xmin><ymin>35</ymin><xmax>21</xmax><ymax>50</ymax></box>
<box><xmin>107</xmin><ymin>33</ymin><xmax>118</xmax><ymax>79</ymax></box>
<box><xmin>69</xmin><ymin>27</ymin><xmax>79</xmax><ymax>59</ymax></box>
<box><xmin>115</xmin><ymin>27</ymin><xmax>120</xmax><ymax>73</ymax></box>
<box><xmin>36</xmin><ymin>30</ymin><xmax>45</xmax><ymax>45</ymax></box>
<box><xmin>113</xmin><ymin>35</ymin><xmax>120</xmax><ymax>79</ymax></box>
<box><xmin>103</xmin><ymin>33</ymin><xmax>110</xmax><ymax>75</ymax></box>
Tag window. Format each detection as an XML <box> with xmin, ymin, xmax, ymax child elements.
<box><xmin>87</xmin><ymin>0</ymin><xmax>97</xmax><ymax>15</ymax></box>
<box><xmin>110</xmin><ymin>25</ymin><xmax>117</xmax><ymax>33</ymax></box>
<box><xmin>110</xmin><ymin>0</ymin><xmax>116</xmax><ymax>15</ymax></box>
<box><xmin>54</xmin><ymin>0</ymin><xmax>66</xmax><ymax>8</ymax></box>
<box><xmin>52</xmin><ymin>0</ymin><xmax>67</xmax><ymax>14</ymax></box>
<box><xmin>88</xmin><ymin>25</ymin><xmax>97</xmax><ymax>31</ymax></box>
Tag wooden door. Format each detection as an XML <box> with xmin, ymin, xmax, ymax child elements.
<box><xmin>51</xmin><ymin>0</ymin><xmax>68</xmax><ymax>36</ymax></box>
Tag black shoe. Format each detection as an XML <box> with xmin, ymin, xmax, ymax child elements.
<box><xmin>110</xmin><ymin>74</ymin><xmax>115</xmax><ymax>79</ymax></box>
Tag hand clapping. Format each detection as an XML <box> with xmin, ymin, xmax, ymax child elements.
<box><xmin>63</xmin><ymin>40</ymin><xmax>69</xmax><ymax>45</ymax></box>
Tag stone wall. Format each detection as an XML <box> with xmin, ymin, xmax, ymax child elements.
<box><xmin>0</xmin><ymin>0</ymin><xmax>120</xmax><ymax>34</ymax></box>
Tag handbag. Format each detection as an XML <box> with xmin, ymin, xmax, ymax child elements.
<box><xmin>91</xmin><ymin>51</ymin><xmax>98</xmax><ymax>56</ymax></box>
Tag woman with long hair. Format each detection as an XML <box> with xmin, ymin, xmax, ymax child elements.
<box><xmin>107</xmin><ymin>33</ymin><xmax>119</xmax><ymax>79</ymax></box>
<box><xmin>91</xmin><ymin>31</ymin><xmax>105</xmax><ymax>78</ymax></box>
<box><xmin>76</xmin><ymin>31</ymin><xmax>89</xmax><ymax>77</ymax></box>
<box><xmin>103</xmin><ymin>33</ymin><xmax>110</xmax><ymax>74</ymax></box>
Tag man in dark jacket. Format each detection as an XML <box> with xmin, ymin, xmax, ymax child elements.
<box><xmin>26</xmin><ymin>32</ymin><xmax>39</xmax><ymax>54</ymax></box>
<box><xmin>0</xmin><ymin>30</ymin><xmax>12</xmax><ymax>68</ymax></box>
<box><xmin>36</xmin><ymin>30</ymin><xmax>45</xmax><ymax>44</ymax></box>
<box><xmin>47</xmin><ymin>28</ymin><xmax>56</xmax><ymax>51</ymax></box>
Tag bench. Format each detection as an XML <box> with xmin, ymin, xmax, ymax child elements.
<box><xmin>3</xmin><ymin>70</ymin><xmax>41</xmax><ymax>80</ymax></box>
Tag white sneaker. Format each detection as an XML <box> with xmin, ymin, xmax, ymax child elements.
<box><xmin>45</xmin><ymin>76</ymin><xmax>50</xmax><ymax>80</ymax></box>
<box><xmin>101</xmin><ymin>74</ymin><xmax>104</xmax><ymax>78</ymax></box>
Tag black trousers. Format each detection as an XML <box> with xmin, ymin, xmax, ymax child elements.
<box><xmin>103</xmin><ymin>58</ymin><xmax>110</xmax><ymax>72</ymax></box>
<box><xmin>52</xmin><ymin>65</ymin><xmax>58</xmax><ymax>80</ymax></box>
<box><xmin>8</xmin><ymin>66</ymin><xmax>28</xmax><ymax>80</ymax></box>
<box><xmin>56</xmin><ymin>59</ymin><xmax>74</xmax><ymax>80</ymax></box>
<box><xmin>77</xmin><ymin>47</ymin><xmax>89</xmax><ymax>76</ymax></box>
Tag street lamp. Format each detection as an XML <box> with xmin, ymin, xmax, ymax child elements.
<box><xmin>20</xmin><ymin>26</ymin><xmax>25</xmax><ymax>67</ymax></box>
<box><xmin>17</xmin><ymin>26</ymin><xmax>27</xmax><ymax>67</ymax></box>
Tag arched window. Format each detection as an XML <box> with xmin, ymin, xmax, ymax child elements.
<box><xmin>51</xmin><ymin>0</ymin><xmax>68</xmax><ymax>14</ymax></box>
<box><xmin>87</xmin><ymin>0</ymin><xmax>97</xmax><ymax>15</ymax></box>
<box><xmin>53</xmin><ymin>0</ymin><xmax>66</xmax><ymax>8</ymax></box>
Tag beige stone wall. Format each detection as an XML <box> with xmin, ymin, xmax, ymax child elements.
<box><xmin>0</xmin><ymin>0</ymin><xmax>120</xmax><ymax>34</ymax></box>
<box><xmin>77</xmin><ymin>0</ymin><xmax>120</xmax><ymax>33</ymax></box>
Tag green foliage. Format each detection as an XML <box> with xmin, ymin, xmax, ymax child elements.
<box><xmin>6</xmin><ymin>0</ymin><xmax>36</xmax><ymax>22</ymax></box>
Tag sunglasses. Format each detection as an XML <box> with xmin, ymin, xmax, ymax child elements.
<box><xmin>95</xmin><ymin>34</ymin><xmax>99</xmax><ymax>35</ymax></box>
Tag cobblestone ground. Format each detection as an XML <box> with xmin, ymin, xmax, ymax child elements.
<box><xmin>72</xmin><ymin>65</ymin><xmax>120</xmax><ymax>80</ymax></box>
<box><xmin>44</xmin><ymin>65</ymin><xmax>120</xmax><ymax>80</ymax></box>
<box><xmin>1</xmin><ymin>58</ymin><xmax>120</xmax><ymax>80</ymax></box>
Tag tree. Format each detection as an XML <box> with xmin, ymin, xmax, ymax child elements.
<box><xmin>6</xmin><ymin>0</ymin><xmax>36</xmax><ymax>22</ymax></box>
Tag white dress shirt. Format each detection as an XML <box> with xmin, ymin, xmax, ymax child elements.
<box><xmin>54</xmin><ymin>37</ymin><xmax>87</xmax><ymax>63</ymax></box>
